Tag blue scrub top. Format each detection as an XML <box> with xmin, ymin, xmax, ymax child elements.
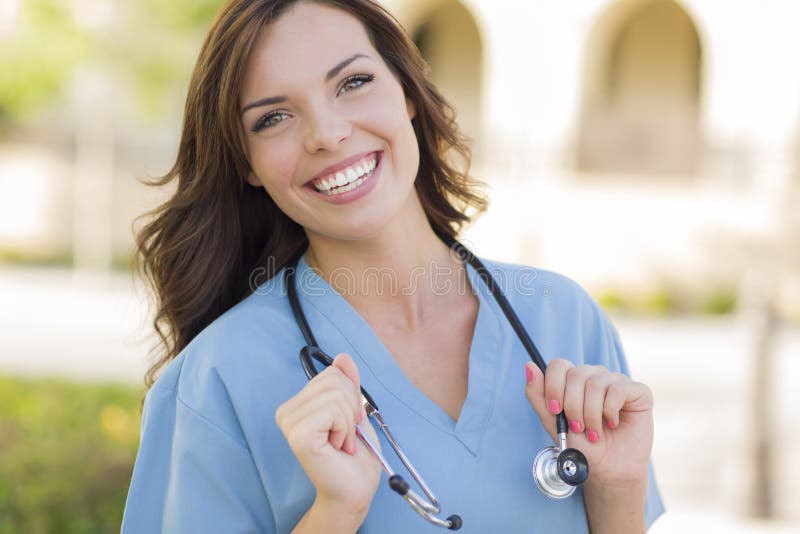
<box><xmin>122</xmin><ymin>253</ymin><xmax>665</xmax><ymax>533</ymax></box>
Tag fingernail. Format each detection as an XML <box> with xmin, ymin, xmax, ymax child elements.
<box><xmin>525</xmin><ymin>366</ymin><xmax>533</xmax><ymax>383</ymax></box>
<box><xmin>607</xmin><ymin>420</ymin><xmax>617</xmax><ymax>429</ymax></box>
<box><xmin>548</xmin><ymin>400</ymin><xmax>561</xmax><ymax>414</ymax></box>
<box><xmin>587</xmin><ymin>430</ymin><xmax>600</xmax><ymax>443</ymax></box>
<box><xmin>356</xmin><ymin>412</ymin><xmax>363</xmax><ymax>424</ymax></box>
<box><xmin>569</xmin><ymin>420</ymin><xmax>583</xmax><ymax>433</ymax></box>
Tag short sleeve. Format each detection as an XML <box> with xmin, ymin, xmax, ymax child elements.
<box><xmin>121</xmin><ymin>382</ymin><xmax>276</xmax><ymax>533</ymax></box>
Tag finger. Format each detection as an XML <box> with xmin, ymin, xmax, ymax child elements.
<box><xmin>332</xmin><ymin>353</ymin><xmax>360</xmax><ymax>394</ymax></box>
<box><xmin>524</xmin><ymin>362</ymin><xmax>557</xmax><ymax>442</ymax></box>
<box><xmin>279</xmin><ymin>382</ymin><xmax>353</xmax><ymax>433</ymax></box>
<box><xmin>562</xmin><ymin>365</ymin><xmax>604</xmax><ymax>434</ymax></box>
<box><xmin>583</xmin><ymin>373</ymin><xmax>620</xmax><ymax>443</ymax></box>
<box><xmin>278</xmin><ymin>388</ymin><xmax>355</xmax><ymax>454</ymax></box>
<box><xmin>331</xmin><ymin>353</ymin><xmax>361</xmax><ymax>454</ymax></box>
<box><xmin>283</xmin><ymin>364</ymin><xmax>357</xmax><ymax>413</ymax></box>
<box><xmin>544</xmin><ymin>358</ymin><xmax>573</xmax><ymax>416</ymax></box>
<box><xmin>326</xmin><ymin>402</ymin><xmax>354</xmax><ymax>453</ymax></box>
<box><xmin>281</xmin><ymin>399</ymin><xmax>351</xmax><ymax>454</ymax></box>
<box><xmin>602</xmin><ymin>376</ymin><xmax>630</xmax><ymax>430</ymax></box>
<box><xmin>332</xmin><ymin>353</ymin><xmax>363</xmax><ymax>416</ymax></box>
<box><xmin>621</xmin><ymin>380</ymin><xmax>654</xmax><ymax>413</ymax></box>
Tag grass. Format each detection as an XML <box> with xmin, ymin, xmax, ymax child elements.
<box><xmin>0</xmin><ymin>375</ymin><xmax>143</xmax><ymax>534</ymax></box>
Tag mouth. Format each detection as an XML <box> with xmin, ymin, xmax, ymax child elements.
<box><xmin>304</xmin><ymin>151</ymin><xmax>382</xmax><ymax>196</ymax></box>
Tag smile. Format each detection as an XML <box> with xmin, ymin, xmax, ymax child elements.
<box><xmin>309</xmin><ymin>153</ymin><xmax>379</xmax><ymax>195</ymax></box>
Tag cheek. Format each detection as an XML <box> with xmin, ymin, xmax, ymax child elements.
<box><xmin>247</xmin><ymin>137</ymin><xmax>299</xmax><ymax>194</ymax></box>
<box><xmin>362</xmin><ymin>94</ymin><xmax>419</xmax><ymax>176</ymax></box>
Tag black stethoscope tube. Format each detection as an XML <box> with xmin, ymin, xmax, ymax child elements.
<box><xmin>444</xmin><ymin>237</ymin><xmax>571</xmax><ymax>437</ymax></box>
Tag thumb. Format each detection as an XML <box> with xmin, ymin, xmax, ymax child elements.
<box><xmin>332</xmin><ymin>352</ymin><xmax>361</xmax><ymax>393</ymax></box>
<box><xmin>524</xmin><ymin>362</ymin><xmax>557</xmax><ymax>442</ymax></box>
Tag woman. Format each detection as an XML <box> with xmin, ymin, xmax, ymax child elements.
<box><xmin>122</xmin><ymin>0</ymin><xmax>664</xmax><ymax>532</ymax></box>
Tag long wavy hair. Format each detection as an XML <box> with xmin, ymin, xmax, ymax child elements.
<box><xmin>136</xmin><ymin>0</ymin><xmax>489</xmax><ymax>387</ymax></box>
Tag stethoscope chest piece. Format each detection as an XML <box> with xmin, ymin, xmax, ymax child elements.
<box><xmin>532</xmin><ymin>444</ymin><xmax>589</xmax><ymax>499</ymax></box>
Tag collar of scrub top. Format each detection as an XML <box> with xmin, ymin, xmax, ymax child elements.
<box><xmin>283</xmin><ymin>235</ymin><xmax>587</xmax><ymax>529</ymax></box>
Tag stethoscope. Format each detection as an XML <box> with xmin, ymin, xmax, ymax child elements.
<box><xmin>284</xmin><ymin>238</ymin><xmax>589</xmax><ymax>530</ymax></box>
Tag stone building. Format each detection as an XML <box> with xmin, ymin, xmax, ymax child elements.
<box><xmin>387</xmin><ymin>0</ymin><xmax>800</xmax><ymax>313</ymax></box>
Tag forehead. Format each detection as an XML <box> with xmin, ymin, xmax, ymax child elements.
<box><xmin>244</xmin><ymin>2</ymin><xmax>377</xmax><ymax>87</ymax></box>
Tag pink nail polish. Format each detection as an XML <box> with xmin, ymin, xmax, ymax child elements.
<box><xmin>525</xmin><ymin>366</ymin><xmax>533</xmax><ymax>383</ymax></box>
<box><xmin>607</xmin><ymin>420</ymin><xmax>617</xmax><ymax>429</ymax></box>
<box><xmin>548</xmin><ymin>400</ymin><xmax>561</xmax><ymax>414</ymax></box>
<box><xmin>357</xmin><ymin>412</ymin><xmax>363</xmax><ymax>424</ymax></box>
<box><xmin>569</xmin><ymin>420</ymin><xmax>582</xmax><ymax>433</ymax></box>
<box><xmin>587</xmin><ymin>430</ymin><xmax>599</xmax><ymax>443</ymax></box>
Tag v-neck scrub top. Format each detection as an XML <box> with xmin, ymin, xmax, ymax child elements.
<box><xmin>122</xmin><ymin>253</ymin><xmax>665</xmax><ymax>533</ymax></box>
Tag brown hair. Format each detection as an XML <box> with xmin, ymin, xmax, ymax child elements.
<box><xmin>135</xmin><ymin>0</ymin><xmax>489</xmax><ymax>387</ymax></box>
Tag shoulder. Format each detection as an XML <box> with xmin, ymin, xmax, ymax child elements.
<box><xmin>147</xmin><ymin>269</ymin><xmax>304</xmax><ymax>443</ymax></box>
<box><xmin>475</xmin><ymin>256</ymin><xmax>625</xmax><ymax>370</ymax></box>
<box><xmin>476</xmin><ymin>256</ymin><xmax>603</xmax><ymax>320</ymax></box>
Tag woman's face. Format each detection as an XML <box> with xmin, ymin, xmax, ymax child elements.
<box><xmin>240</xmin><ymin>1</ymin><xmax>420</xmax><ymax>242</ymax></box>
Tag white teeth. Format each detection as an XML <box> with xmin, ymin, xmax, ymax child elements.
<box><xmin>312</xmin><ymin>153</ymin><xmax>380</xmax><ymax>194</ymax></box>
<box><xmin>321</xmin><ymin>174</ymin><xmax>368</xmax><ymax>195</ymax></box>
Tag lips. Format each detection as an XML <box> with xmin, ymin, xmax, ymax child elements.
<box><xmin>303</xmin><ymin>149</ymin><xmax>383</xmax><ymax>204</ymax></box>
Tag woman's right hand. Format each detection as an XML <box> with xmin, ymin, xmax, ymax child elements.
<box><xmin>275</xmin><ymin>353</ymin><xmax>382</xmax><ymax>521</ymax></box>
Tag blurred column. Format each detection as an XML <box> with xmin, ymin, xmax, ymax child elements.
<box><xmin>71</xmin><ymin>0</ymin><xmax>115</xmax><ymax>273</ymax></box>
<box><xmin>743</xmin><ymin>145</ymin><xmax>794</xmax><ymax>519</ymax></box>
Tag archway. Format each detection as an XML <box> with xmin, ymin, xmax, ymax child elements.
<box><xmin>411</xmin><ymin>1</ymin><xmax>483</xmax><ymax>151</ymax></box>
<box><xmin>578</xmin><ymin>0</ymin><xmax>702</xmax><ymax>176</ymax></box>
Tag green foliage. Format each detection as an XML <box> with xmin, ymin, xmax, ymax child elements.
<box><xmin>110</xmin><ymin>0</ymin><xmax>225</xmax><ymax>120</ymax></box>
<box><xmin>597</xmin><ymin>289</ymin><xmax>628</xmax><ymax>313</ymax></box>
<box><xmin>0</xmin><ymin>247</ymin><xmax>73</xmax><ymax>268</ymax></box>
<box><xmin>702</xmin><ymin>287</ymin><xmax>738</xmax><ymax>315</ymax></box>
<box><xmin>0</xmin><ymin>375</ymin><xmax>143</xmax><ymax>534</ymax></box>
<box><xmin>0</xmin><ymin>0</ymin><xmax>227</xmax><ymax>124</ymax></box>
<box><xmin>640</xmin><ymin>287</ymin><xmax>677</xmax><ymax>316</ymax></box>
<box><xmin>142</xmin><ymin>0</ymin><xmax>224</xmax><ymax>32</ymax></box>
<box><xmin>0</xmin><ymin>0</ymin><xmax>88</xmax><ymax>121</ymax></box>
<box><xmin>595</xmin><ymin>284</ymin><xmax>738</xmax><ymax>317</ymax></box>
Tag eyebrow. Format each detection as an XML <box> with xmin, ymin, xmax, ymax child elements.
<box><xmin>325</xmin><ymin>53</ymin><xmax>369</xmax><ymax>81</ymax></box>
<box><xmin>240</xmin><ymin>53</ymin><xmax>371</xmax><ymax>116</ymax></box>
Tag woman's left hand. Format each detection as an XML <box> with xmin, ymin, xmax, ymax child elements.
<box><xmin>524</xmin><ymin>360</ymin><xmax>654</xmax><ymax>489</ymax></box>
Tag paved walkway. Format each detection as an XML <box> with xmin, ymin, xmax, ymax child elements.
<box><xmin>1</xmin><ymin>266</ymin><xmax>798</xmax><ymax>531</ymax></box>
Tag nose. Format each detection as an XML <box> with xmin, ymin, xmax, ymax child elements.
<box><xmin>303</xmin><ymin>104</ymin><xmax>351</xmax><ymax>154</ymax></box>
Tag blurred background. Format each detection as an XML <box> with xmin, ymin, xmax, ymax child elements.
<box><xmin>0</xmin><ymin>0</ymin><xmax>798</xmax><ymax>532</ymax></box>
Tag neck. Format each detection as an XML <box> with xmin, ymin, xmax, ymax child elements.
<box><xmin>304</xmin><ymin>202</ymin><xmax>470</xmax><ymax>333</ymax></box>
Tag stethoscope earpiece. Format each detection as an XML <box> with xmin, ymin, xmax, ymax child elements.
<box><xmin>446</xmin><ymin>515</ymin><xmax>463</xmax><ymax>530</ymax></box>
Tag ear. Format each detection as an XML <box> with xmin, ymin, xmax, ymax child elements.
<box><xmin>405</xmin><ymin>97</ymin><xmax>416</xmax><ymax>121</ymax></box>
<box><xmin>245</xmin><ymin>171</ymin><xmax>263</xmax><ymax>188</ymax></box>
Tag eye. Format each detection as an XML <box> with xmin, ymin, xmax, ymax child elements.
<box><xmin>337</xmin><ymin>74</ymin><xmax>375</xmax><ymax>96</ymax></box>
<box><xmin>252</xmin><ymin>111</ymin><xmax>290</xmax><ymax>133</ymax></box>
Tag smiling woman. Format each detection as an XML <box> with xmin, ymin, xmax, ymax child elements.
<box><xmin>122</xmin><ymin>1</ymin><xmax>664</xmax><ymax>533</ymax></box>
<box><xmin>240</xmin><ymin>4</ymin><xmax>424</xmax><ymax>240</ymax></box>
